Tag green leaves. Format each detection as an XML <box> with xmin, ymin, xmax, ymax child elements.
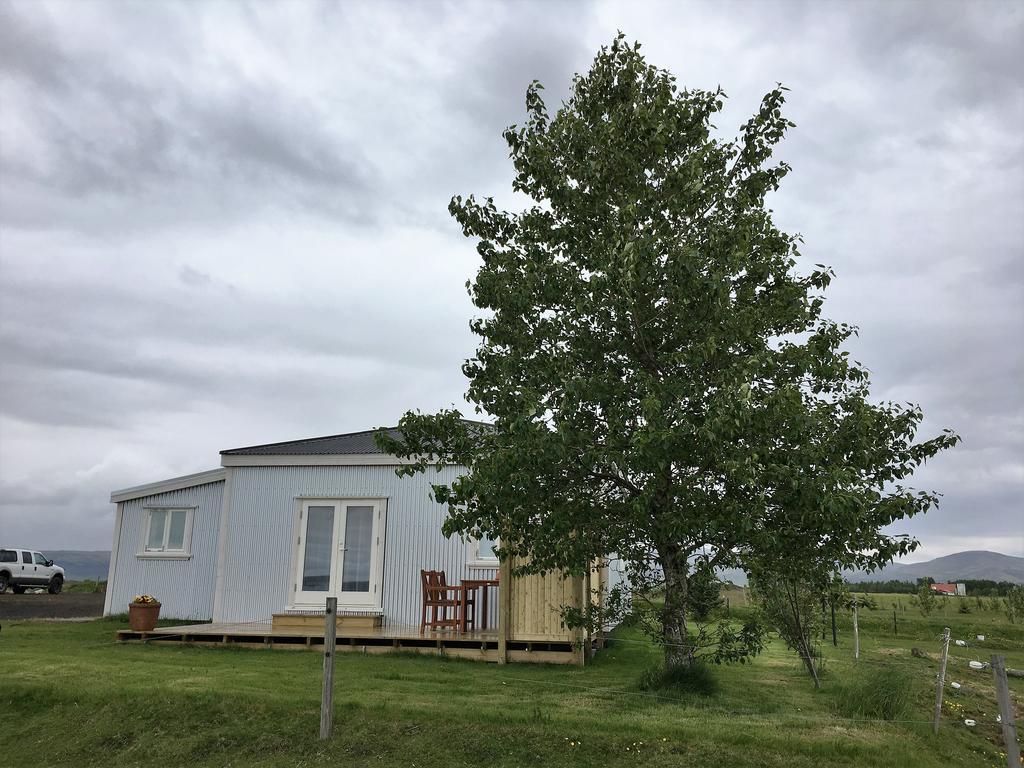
<box><xmin>378</xmin><ymin>36</ymin><xmax>959</xmax><ymax>670</ymax></box>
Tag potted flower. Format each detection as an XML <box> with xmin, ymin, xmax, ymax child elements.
<box><xmin>128</xmin><ymin>594</ymin><xmax>161</xmax><ymax>631</ymax></box>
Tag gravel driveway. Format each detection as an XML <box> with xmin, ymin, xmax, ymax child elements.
<box><xmin>0</xmin><ymin>592</ymin><xmax>105</xmax><ymax>620</ymax></box>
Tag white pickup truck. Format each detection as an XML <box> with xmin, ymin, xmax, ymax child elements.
<box><xmin>0</xmin><ymin>548</ymin><xmax>65</xmax><ymax>594</ymax></box>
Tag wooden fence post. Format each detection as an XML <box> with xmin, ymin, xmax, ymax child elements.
<box><xmin>893</xmin><ymin>608</ymin><xmax>897</xmax><ymax>637</ymax></box>
<box><xmin>932</xmin><ymin>627</ymin><xmax>950</xmax><ymax>735</ymax></box>
<box><xmin>852</xmin><ymin>599</ymin><xmax>859</xmax><ymax>661</ymax></box>
<box><xmin>320</xmin><ymin>597</ymin><xmax>337</xmax><ymax>740</ymax></box>
<box><xmin>992</xmin><ymin>654</ymin><xmax>1021</xmax><ymax>767</ymax></box>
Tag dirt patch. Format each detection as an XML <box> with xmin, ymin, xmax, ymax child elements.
<box><xmin>0</xmin><ymin>592</ymin><xmax>105</xmax><ymax>620</ymax></box>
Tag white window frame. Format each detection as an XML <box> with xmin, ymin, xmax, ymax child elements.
<box><xmin>467</xmin><ymin>534</ymin><xmax>499</xmax><ymax>568</ymax></box>
<box><xmin>138</xmin><ymin>507</ymin><xmax>195</xmax><ymax>559</ymax></box>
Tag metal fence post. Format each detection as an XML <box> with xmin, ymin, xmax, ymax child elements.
<box><xmin>992</xmin><ymin>654</ymin><xmax>1020</xmax><ymax>768</ymax></box>
<box><xmin>320</xmin><ymin>597</ymin><xmax>337</xmax><ymax>740</ymax></box>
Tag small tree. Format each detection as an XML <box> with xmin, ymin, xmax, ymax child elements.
<box><xmin>914</xmin><ymin>580</ymin><xmax>937</xmax><ymax>616</ymax></box>
<box><xmin>750</xmin><ymin>568</ymin><xmax>828</xmax><ymax>687</ymax></box>
<box><xmin>1005</xmin><ymin>586</ymin><xmax>1024</xmax><ymax>624</ymax></box>
<box><xmin>688</xmin><ymin>561</ymin><xmax>724</xmax><ymax>621</ymax></box>
<box><xmin>378</xmin><ymin>35</ymin><xmax>959</xmax><ymax>672</ymax></box>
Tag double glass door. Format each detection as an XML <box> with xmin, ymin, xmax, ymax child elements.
<box><xmin>294</xmin><ymin>499</ymin><xmax>384</xmax><ymax>609</ymax></box>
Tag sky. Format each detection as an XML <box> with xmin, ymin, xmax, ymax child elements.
<box><xmin>0</xmin><ymin>0</ymin><xmax>1021</xmax><ymax>561</ymax></box>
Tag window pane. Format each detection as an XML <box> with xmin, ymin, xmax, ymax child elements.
<box><xmin>341</xmin><ymin>506</ymin><xmax>373</xmax><ymax>593</ymax></box>
<box><xmin>22</xmin><ymin>551</ymin><xmax>31</xmax><ymax>564</ymax></box>
<box><xmin>33</xmin><ymin>552</ymin><xmax>47</xmax><ymax>565</ymax></box>
<box><xmin>147</xmin><ymin>510</ymin><xmax>167</xmax><ymax>550</ymax></box>
<box><xmin>478</xmin><ymin>534</ymin><xmax>497</xmax><ymax>560</ymax></box>
<box><xmin>302</xmin><ymin>506</ymin><xmax>335</xmax><ymax>592</ymax></box>
<box><xmin>167</xmin><ymin>511</ymin><xmax>188</xmax><ymax>550</ymax></box>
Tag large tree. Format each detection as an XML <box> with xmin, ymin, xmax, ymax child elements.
<box><xmin>378</xmin><ymin>36</ymin><xmax>959</xmax><ymax>671</ymax></box>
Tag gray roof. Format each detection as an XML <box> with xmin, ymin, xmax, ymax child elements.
<box><xmin>221</xmin><ymin>427</ymin><xmax>403</xmax><ymax>456</ymax></box>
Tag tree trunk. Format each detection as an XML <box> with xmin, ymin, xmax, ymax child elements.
<box><xmin>786</xmin><ymin>582</ymin><xmax>819</xmax><ymax>688</ymax></box>
<box><xmin>659</xmin><ymin>545</ymin><xmax>693</xmax><ymax>670</ymax></box>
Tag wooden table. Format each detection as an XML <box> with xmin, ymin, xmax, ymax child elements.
<box><xmin>460</xmin><ymin>578</ymin><xmax>499</xmax><ymax>632</ymax></box>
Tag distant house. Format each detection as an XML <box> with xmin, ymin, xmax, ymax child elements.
<box><xmin>105</xmin><ymin>424</ymin><xmax>627</xmax><ymax>664</ymax></box>
<box><xmin>929</xmin><ymin>582</ymin><xmax>966</xmax><ymax>596</ymax></box>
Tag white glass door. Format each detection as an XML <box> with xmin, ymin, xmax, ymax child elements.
<box><xmin>294</xmin><ymin>500</ymin><xmax>384</xmax><ymax>609</ymax></box>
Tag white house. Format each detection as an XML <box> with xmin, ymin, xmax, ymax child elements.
<box><xmin>105</xmin><ymin>425</ymin><xmax>626</xmax><ymax>663</ymax></box>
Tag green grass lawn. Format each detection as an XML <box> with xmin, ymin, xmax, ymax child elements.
<box><xmin>1</xmin><ymin>596</ymin><xmax>1020</xmax><ymax>767</ymax></box>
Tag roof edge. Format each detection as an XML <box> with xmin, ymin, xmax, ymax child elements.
<box><xmin>110</xmin><ymin>468</ymin><xmax>227</xmax><ymax>503</ymax></box>
<box><xmin>220</xmin><ymin>427</ymin><xmax>398</xmax><ymax>456</ymax></box>
<box><xmin>220</xmin><ymin>453</ymin><xmax>435</xmax><ymax>468</ymax></box>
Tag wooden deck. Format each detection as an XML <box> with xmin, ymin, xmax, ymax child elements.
<box><xmin>116</xmin><ymin>621</ymin><xmax>580</xmax><ymax>664</ymax></box>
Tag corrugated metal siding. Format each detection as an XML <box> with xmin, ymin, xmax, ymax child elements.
<box><xmin>217</xmin><ymin>465</ymin><xmax>498</xmax><ymax>626</ymax></box>
<box><xmin>107</xmin><ymin>481</ymin><xmax>223</xmax><ymax>620</ymax></box>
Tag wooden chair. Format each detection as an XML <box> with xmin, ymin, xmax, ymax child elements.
<box><xmin>420</xmin><ymin>570</ymin><xmax>476</xmax><ymax>633</ymax></box>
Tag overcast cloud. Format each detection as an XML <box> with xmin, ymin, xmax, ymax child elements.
<box><xmin>0</xmin><ymin>0</ymin><xmax>1021</xmax><ymax>561</ymax></box>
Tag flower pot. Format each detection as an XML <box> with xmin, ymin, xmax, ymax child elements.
<box><xmin>128</xmin><ymin>602</ymin><xmax>161</xmax><ymax>631</ymax></box>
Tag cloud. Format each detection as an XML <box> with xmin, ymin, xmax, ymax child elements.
<box><xmin>0</xmin><ymin>0</ymin><xmax>1020</xmax><ymax>556</ymax></box>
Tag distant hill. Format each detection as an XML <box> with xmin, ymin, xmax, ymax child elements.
<box><xmin>43</xmin><ymin>551</ymin><xmax>111</xmax><ymax>581</ymax></box>
<box><xmin>717</xmin><ymin>550</ymin><xmax>1024</xmax><ymax>587</ymax></box>
<box><xmin>845</xmin><ymin>550</ymin><xmax>1024</xmax><ymax>584</ymax></box>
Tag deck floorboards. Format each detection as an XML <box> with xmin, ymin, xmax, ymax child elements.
<box><xmin>115</xmin><ymin>621</ymin><xmax>580</xmax><ymax>664</ymax></box>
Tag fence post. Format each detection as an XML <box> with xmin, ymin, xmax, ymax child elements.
<box><xmin>932</xmin><ymin>627</ymin><xmax>950</xmax><ymax>734</ymax></box>
<box><xmin>893</xmin><ymin>608</ymin><xmax>897</xmax><ymax>637</ymax></box>
<box><xmin>320</xmin><ymin>597</ymin><xmax>337</xmax><ymax>740</ymax></box>
<box><xmin>992</xmin><ymin>654</ymin><xmax>1021</xmax><ymax>768</ymax></box>
<box><xmin>852</xmin><ymin>598</ymin><xmax>859</xmax><ymax>661</ymax></box>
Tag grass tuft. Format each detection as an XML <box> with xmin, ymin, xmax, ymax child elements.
<box><xmin>637</xmin><ymin>661</ymin><xmax>718</xmax><ymax>697</ymax></box>
<box><xmin>834</xmin><ymin>666</ymin><xmax>915</xmax><ymax>721</ymax></box>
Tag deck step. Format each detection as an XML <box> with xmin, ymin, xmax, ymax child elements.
<box><xmin>271</xmin><ymin>613</ymin><xmax>382</xmax><ymax>631</ymax></box>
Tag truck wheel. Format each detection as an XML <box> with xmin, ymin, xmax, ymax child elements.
<box><xmin>48</xmin><ymin>575</ymin><xmax>63</xmax><ymax>594</ymax></box>
<box><xmin>0</xmin><ymin>573</ymin><xmax>8</xmax><ymax>593</ymax></box>
<box><xmin>12</xmin><ymin>585</ymin><xmax>26</xmax><ymax>594</ymax></box>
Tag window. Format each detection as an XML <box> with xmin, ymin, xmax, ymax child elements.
<box><xmin>22</xmin><ymin>551</ymin><xmax>31</xmax><ymax>564</ymax></box>
<box><xmin>0</xmin><ymin>549</ymin><xmax>15</xmax><ymax>563</ymax></box>
<box><xmin>469</xmin><ymin>534</ymin><xmax>499</xmax><ymax>566</ymax></box>
<box><xmin>32</xmin><ymin>552</ymin><xmax>48</xmax><ymax>565</ymax></box>
<box><xmin>143</xmin><ymin>508</ymin><xmax>193</xmax><ymax>555</ymax></box>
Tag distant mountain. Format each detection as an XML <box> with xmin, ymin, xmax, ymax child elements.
<box><xmin>716</xmin><ymin>551</ymin><xmax>1024</xmax><ymax>587</ymax></box>
<box><xmin>845</xmin><ymin>551</ymin><xmax>1024</xmax><ymax>584</ymax></box>
<box><xmin>43</xmin><ymin>551</ymin><xmax>111</xmax><ymax>581</ymax></box>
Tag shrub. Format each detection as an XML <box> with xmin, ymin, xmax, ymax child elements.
<box><xmin>637</xmin><ymin>662</ymin><xmax>718</xmax><ymax>697</ymax></box>
<box><xmin>688</xmin><ymin>564</ymin><xmax>724</xmax><ymax>621</ymax></box>
<box><xmin>835</xmin><ymin>667</ymin><xmax>915</xmax><ymax>721</ymax></box>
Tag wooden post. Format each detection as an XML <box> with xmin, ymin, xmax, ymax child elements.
<box><xmin>933</xmin><ymin>627</ymin><xmax>950</xmax><ymax>735</ymax></box>
<box><xmin>497</xmin><ymin>556</ymin><xmax>511</xmax><ymax>664</ymax></box>
<box><xmin>992</xmin><ymin>654</ymin><xmax>1021</xmax><ymax>767</ymax></box>
<box><xmin>830</xmin><ymin>599</ymin><xmax>837</xmax><ymax>647</ymax></box>
<box><xmin>852</xmin><ymin>598</ymin><xmax>859</xmax><ymax>661</ymax></box>
<box><xmin>584</xmin><ymin>564</ymin><xmax>593</xmax><ymax>663</ymax></box>
<box><xmin>893</xmin><ymin>608</ymin><xmax>897</xmax><ymax>637</ymax></box>
<box><xmin>320</xmin><ymin>597</ymin><xmax>337</xmax><ymax>740</ymax></box>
